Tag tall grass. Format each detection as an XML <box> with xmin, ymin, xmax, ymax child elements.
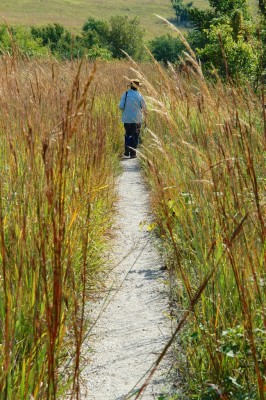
<box><xmin>140</xmin><ymin>59</ymin><xmax>266</xmax><ymax>398</ymax></box>
<box><xmin>0</xmin><ymin>56</ymin><xmax>126</xmax><ymax>399</ymax></box>
<box><xmin>1</xmin><ymin>49</ymin><xmax>264</xmax><ymax>399</ymax></box>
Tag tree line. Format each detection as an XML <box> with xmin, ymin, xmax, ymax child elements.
<box><xmin>168</xmin><ymin>0</ymin><xmax>266</xmax><ymax>83</ymax></box>
<box><xmin>0</xmin><ymin>16</ymin><xmax>146</xmax><ymax>61</ymax></box>
<box><xmin>0</xmin><ymin>0</ymin><xmax>266</xmax><ymax>83</ymax></box>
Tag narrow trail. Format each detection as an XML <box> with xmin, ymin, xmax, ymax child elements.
<box><xmin>83</xmin><ymin>158</ymin><xmax>171</xmax><ymax>399</ymax></box>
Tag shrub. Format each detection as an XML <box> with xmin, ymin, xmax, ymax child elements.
<box><xmin>0</xmin><ymin>25</ymin><xmax>47</xmax><ymax>56</ymax></box>
<box><xmin>150</xmin><ymin>34</ymin><xmax>184</xmax><ymax>64</ymax></box>
<box><xmin>108</xmin><ymin>16</ymin><xmax>145</xmax><ymax>60</ymax></box>
<box><xmin>82</xmin><ymin>17</ymin><xmax>109</xmax><ymax>48</ymax></box>
<box><xmin>86</xmin><ymin>45</ymin><xmax>113</xmax><ymax>60</ymax></box>
<box><xmin>31</xmin><ymin>23</ymin><xmax>84</xmax><ymax>59</ymax></box>
<box><xmin>197</xmin><ymin>23</ymin><xmax>260</xmax><ymax>81</ymax></box>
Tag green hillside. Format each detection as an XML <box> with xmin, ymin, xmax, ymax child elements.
<box><xmin>0</xmin><ymin>0</ymin><xmax>258</xmax><ymax>40</ymax></box>
<box><xmin>0</xmin><ymin>0</ymin><xmax>176</xmax><ymax>39</ymax></box>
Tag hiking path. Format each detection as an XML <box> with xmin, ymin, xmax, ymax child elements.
<box><xmin>83</xmin><ymin>158</ymin><xmax>171</xmax><ymax>400</ymax></box>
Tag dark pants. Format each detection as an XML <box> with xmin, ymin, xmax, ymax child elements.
<box><xmin>124</xmin><ymin>123</ymin><xmax>141</xmax><ymax>157</ymax></box>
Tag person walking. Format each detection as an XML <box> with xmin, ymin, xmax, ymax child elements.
<box><xmin>119</xmin><ymin>78</ymin><xmax>147</xmax><ymax>158</ymax></box>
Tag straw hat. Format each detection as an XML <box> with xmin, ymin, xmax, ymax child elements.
<box><xmin>128</xmin><ymin>78</ymin><xmax>142</xmax><ymax>88</ymax></box>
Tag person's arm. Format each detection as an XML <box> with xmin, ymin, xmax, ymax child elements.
<box><xmin>119</xmin><ymin>92</ymin><xmax>126</xmax><ymax>110</ymax></box>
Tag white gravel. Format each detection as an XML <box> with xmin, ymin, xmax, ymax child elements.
<box><xmin>82</xmin><ymin>158</ymin><xmax>171</xmax><ymax>400</ymax></box>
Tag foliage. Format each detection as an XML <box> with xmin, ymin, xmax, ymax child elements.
<box><xmin>174</xmin><ymin>0</ymin><xmax>250</xmax><ymax>27</ymax></box>
<box><xmin>172</xmin><ymin>0</ymin><xmax>215</xmax><ymax>29</ymax></box>
<box><xmin>31</xmin><ymin>23</ymin><xmax>84</xmax><ymax>59</ymax></box>
<box><xmin>0</xmin><ymin>16</ymin><xmax>147</xmax><ymax>61</ymax></box>
<box><xmin>82</xmin><ymin>15</ymin><xmax>146</xmax><ymax>60</ymax></box>
<box><xmin>171</xmin><ymin>0</ymin><xmax>194</xmax><ymax>26</ymax></box>
<box><xmin>196</xmin><ymin>22</ymin><xmax>260</xmax><ymax>81</ymax></box>
<box><xmin>209</xmin><ymin>0</ymin><xmax>248</xmax><ymax>15</ymax></box>
<box><xmin>108</xmin><ymin>16</ymin><xmax>145</xmax><ymax>59</ymax></box>
<box><xmin>86</xmin><ymin>45</ymin><xmax>113</xmax><ymax>60</ymax></box>
<box><xmin>31</xmin><ymin>23</ymin><xmax>66</xmax><ymax>51</ymax></box>
<box><xmin>0</xmin><ymin>25</ymin><xmax>47</xmax><ymax>56</ymax></box>
<box><xmin>259</xmin><ymin>0</ymin><xmax>266</xmax><ymax>14</ymax></box>
<box><xmin>149</xmin><ymin>34</ymin><xmax>184</xmax><ymax>64</ymax></box>
<box><xmin>82</xmin><ymin>17</ymin><xmax>109</xmax><ymax>48</ymax></box>
<box><xmin>171</xmin><ymin>0</ymin><xmax>262</xmax><ymax>82</ymax></box>
<box><xmin>187</xmin><ymin>8</ymin><xmax>218</xmax><ymax>30</ymax></box>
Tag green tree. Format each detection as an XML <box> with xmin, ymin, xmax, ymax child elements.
<box><xmin>56</xmin><ymin>32</ymin><xmax>85</xmax><ymax>59</ymax></box>
<box><xmin>172</xmin><ymin>0</ymin><xmax>260</xmax><ymax>81</ymax></box>
<box><xmin>172</xmin><ymin>0</ymin><xmax>194</xmax><ymax>26</ymax></box>
<box><xmin>197</xmin><ymin>23</ymin><xmax>259</xmax><ymax>81</ymax></box>
<box><xmin>108</xmin><ymin>16</ymin><xmax>145</xmax><ymax>59</ymax></box>
<box><xmin>86</xmin><ymin>45</ymin><xmax>112</xmax><ymax>61</ymax></box>
<box><xmin>173</xmin><ymin>0</ymin><xmax>250</xmax><ymax>31</ymax></box>
<box><xmin>31</xmin><ymin>23</ymin><xmax>66</xmax><ymax>52</ymax></box>
<box><xmin>182</xmin><ymin>0</ymin><xmax>249</xmax><ymax>30</ymax></box>
<box><xmin>31</xmin><ymin>23</ymin><xmax>84</xmax><ymax>59</ymax></box>
<box><xmin>209</xmin><ymin>0</ymin><xmax>248</xmax><ymax>15</ymax></box>
<box><xmin>82</xmin><ymin>17</ymin><xmax>109</xmax><ymax>48</ymax></box>
<box><xmin>187</xmin><ymin>8</ymin><xmax>218</xmax><ymax>30</ymax></box>
<box><xmin>0</xmin><ymin>25</ymin><xmax>47</xmax><ymax>57</ymax></box>
<box><xmin>150</xmin><ymin>34</ymin><xmax>184</xmax><ymax>64</ymax></box>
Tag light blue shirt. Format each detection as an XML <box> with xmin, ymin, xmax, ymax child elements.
<box><xmin>119</xmin><ymin>89</ymin><xmax>146</xmax><ymax>123</ymax></box>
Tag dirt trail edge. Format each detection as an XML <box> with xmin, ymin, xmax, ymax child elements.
<box><xmin>83</xmin><ymin>158</ymin><xmax>171</xmax><ymax>400</ymax></box>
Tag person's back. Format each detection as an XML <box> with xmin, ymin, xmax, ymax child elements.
<box><xmin>119</xmin><ymin>89</ymin><xmax>146</xmax><ymax>124</ymax></box>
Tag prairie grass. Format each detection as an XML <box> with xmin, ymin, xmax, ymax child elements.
<box><xmin>139</xmin><ymin>58</ymin><xmax>266</xmax><ymax>398</ymax></box>
<box><xmin>0</xmin><ymin>48</ymin><xmax>264</xmax><ymax>399</ymax></box>
<box><xmin>0</xmin><ymin>56</ymin><xmax>128</xmax><ymax>399</ymax></box>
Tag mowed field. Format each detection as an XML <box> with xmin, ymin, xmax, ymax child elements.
<box><xmin>0</xmin><ymin>0</ymin><xmax>257</xmax><ymax>40</ymax></box>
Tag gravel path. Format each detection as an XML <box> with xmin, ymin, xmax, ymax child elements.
<box><xmin>83</xmin><ymin>158</ymin><xmax>171</xmax><ymax>400</ymax></box>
